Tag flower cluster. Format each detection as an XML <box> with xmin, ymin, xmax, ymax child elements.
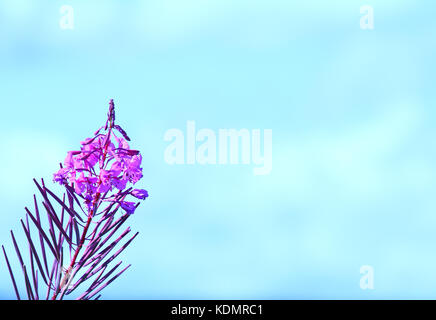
<box><xmin>53</xmin><ymin>100</ymin><xmax>148</xmax><ymax>214</ymax></box>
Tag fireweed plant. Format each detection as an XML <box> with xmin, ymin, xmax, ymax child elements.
<box><xmin>1</xmin><ymin>99</ymin><xmax>149</xmax><ymax>300</ymax></box>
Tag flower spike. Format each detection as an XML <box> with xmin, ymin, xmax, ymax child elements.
<box><xmin>2</xmin><ymin>99</ymin><xmax>149</xmax><ymax>300</ymax></box>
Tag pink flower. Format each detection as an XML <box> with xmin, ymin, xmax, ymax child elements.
<box><xmin>131</xmin><ymin>189</ymin><xmax>148</xmax><ymax>200</ymax></box>
<box><xmin>112</xmin><ymin>177</ymin><xmax>128</xmax><ymax>190</ymax></box>
<box><xmin>124</xmin><ymin>155</ymin><xmax>143</xmax><ymax>184</ymax></box>
<box><xmin>53</xmin><ymin>167</ymin><xmax>69</xmax><ymax>184</ymax></box>
<box><xmin>52</xmin><ymin>101</ymin><xmax>148</xmax><ymax>214</ymax></box>
<box><xmin>73</xmin><ymin>172</ymin><xmax>87</xmax><ymax>194</ymax></box>
<box><xmin>113</xmin><ymin>133</ymin><xmax>130</xmax><ymax>150</ymax></box>
<box><xmin>120</xmin><ymin>201</ymin><xmax>137</xmax><ymax>215</ymax></box>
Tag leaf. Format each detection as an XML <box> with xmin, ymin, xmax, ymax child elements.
<box><xmin>33</xmin><ymin>195</ymin><xmax>49</xmax><ymax>277</ymax></box>
<box><xmin>20</xmin><ymin>219</ymin><xmax>48</xmax><ymax>285</ymax></box>
<box><xmin>44</xmin><ymin>187</ymin><xmax>84</xmax><ymax>222</ymax></box>
<box><xmin>77</xmin><ymin>264</ymin><xmax>131</xmax><ymax>300</ymax></box>
<box><xmin>2</xmin><ymin>245</ymin><xmax>21</xmax><ymax>300</ymax></box>
<box><xmin>24</xmin><ymin>207</ymin><xmax>59</xmax><ymax>260</ymax></box>
<box><xmin>42</xmin><ymin>201</ymin><xmax>73</xmax><ymax>247</ymax></box>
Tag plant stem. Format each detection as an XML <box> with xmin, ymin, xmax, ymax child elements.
<box><xmin>52</xmin><ymin>125</ymin><xmax>113</xmax><ymax>300</ymax></box>
<box><xmin>51</xmin><ymin>195</ymin><xmax>99</xmax><ymax>300</ymax></box>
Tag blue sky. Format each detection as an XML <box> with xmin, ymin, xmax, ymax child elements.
<box><xmin>1</xmin><ymin>0</ymin><xmax>436</xmax><ymax>299</ymax></box>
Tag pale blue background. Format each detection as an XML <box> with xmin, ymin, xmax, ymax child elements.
<box><xmin>1</xmin><ymin>0</ymin><xmax>435</xmax><ymax>299</ymax></box>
